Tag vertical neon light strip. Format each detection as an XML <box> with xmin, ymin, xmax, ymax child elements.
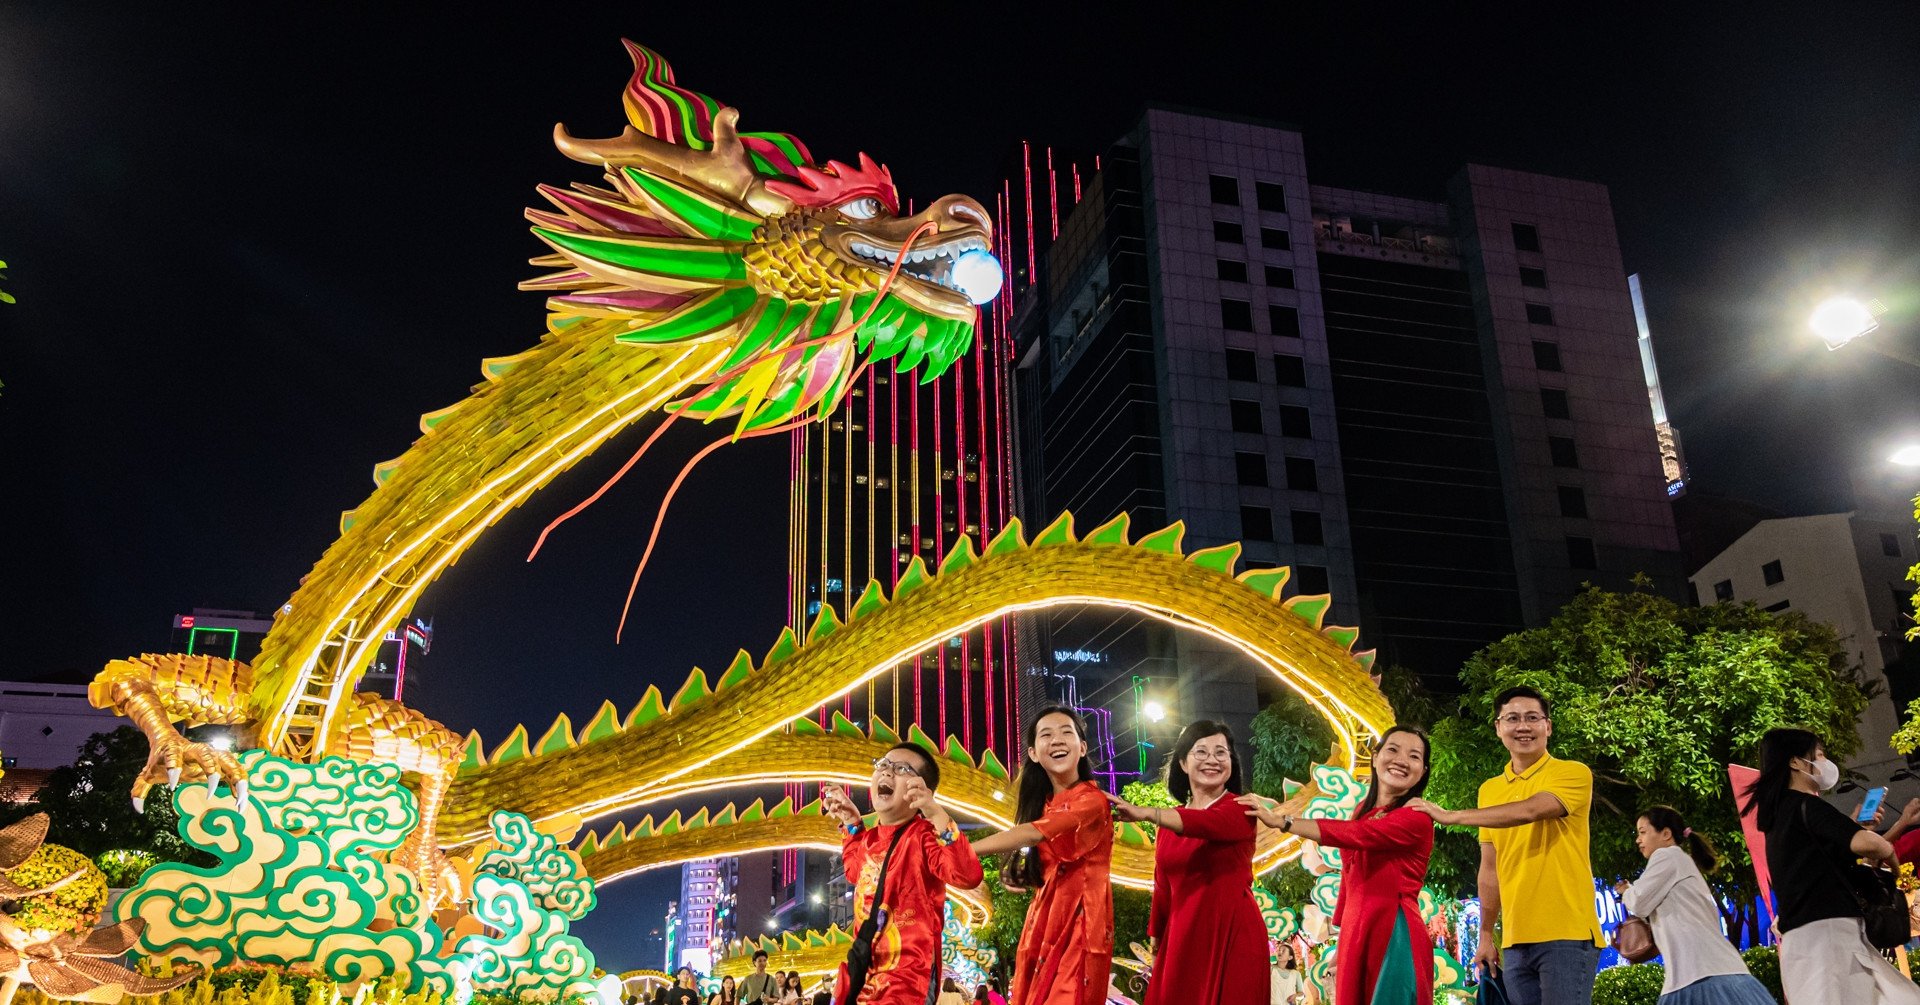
<box><xmin>842</xmin><ymin>370</ymin><xmax>854</xmax><ymax>722</ymax></box>
<box><xmin>998</xmin><ymin>180</ymin><xmax>1021</xmax><ymax>757</ymax></box>
<box><xmin>1073</xmin><ymin>163</ymin><xmax>1082</xmax><ymax>204</ymax></box>
<box><xmin>910</xmin><ymin>369</ymin><xmax>922</xmax><ymax>730</ymax></box>
<box><xmin>1047</xmin><ymin>146</ymin><xmax>1060</xmax><ymax>240</ymax></box>
<box><xmin>865</xmin><ymin>365</ymin><xmax>877</xmax><ymax>721</ymax></box>
<box><xmin>953</xmin><ymin>347</ymin><xmax>970</xmax><ymax>751</ymax></box>
<box><xmin>1022</xmin><ymin>141</ymin><xmax>1036</xmax><ymax>289</ymax></box>
<box><xmin>889</xmin><ymin>369</ymin><xmax>901</xmax><ymax>728</ymax></box>
<box><xmin>932</xmin><ymin>365</ymin><xmax>946</xmax><ymax>741</ymax></box>
<box><xmin>818</xmin><ymin>404</ymin><xmax>832</xmax><ymax>730</ymax></box>
<box><xmin>972</xmin><ymin>296</ymin><xmax>994</xmax><ymax>759</ymax></box>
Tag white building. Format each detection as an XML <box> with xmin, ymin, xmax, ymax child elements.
<box><xmin>1688</xmin><ymin>511</ymin><xmax>1917</xmax><ymax>783</ymax></box>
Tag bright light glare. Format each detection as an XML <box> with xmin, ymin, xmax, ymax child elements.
<box><xmin>809</xmin><ymin>891</ymin><xmax>823</xmax><ymax>905</ymax></box>
<box><xmin>1142</xmin><ymin>700</ymin><xmax>1167</xmax><ymax>722</ymax></box>
<box><xmin>207</xmin><ymin>733</ymin><xmax>234</xmax><ymax>751</ymax></box>
<box><xmin>1811</xmin><ymin>297</ymin><xmax>1879</xmax><ymax>349</ymax></box>
<box><xmin>951</xmin><ymin>249</ymin><xmax>1005</xmax><ymax>306</ymax></box>
<box><xmin>1891</xmin><ymin>444</ymin><xmax>1920</xmax><ymax>467</ymax></box>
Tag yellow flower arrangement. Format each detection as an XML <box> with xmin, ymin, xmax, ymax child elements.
<box><xmin>5</xmin><ymin>844</ymin><xmax>108</xmax><ymax>935</ymax></box>
<box><xmin>1899</xmin><ymin>861</ymin><xmax>1918</xmax><ymax>894</ymax></box>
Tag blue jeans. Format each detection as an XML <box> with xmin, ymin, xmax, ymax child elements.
<box><xmin>1501</xmin><ymin>940</ymin><xmax>1600</xmax><ymax>1005</ymax></box>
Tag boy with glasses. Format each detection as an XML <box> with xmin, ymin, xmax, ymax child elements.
<box><xmin>821</xmin><ymin>742</ymin><xmax>983</xmax><ymax>1004</ymax></box>
<box><xmin>1408</xmin><ymin>686</ymin><xmax>1602</xmax><ymax>1005</ymax></box>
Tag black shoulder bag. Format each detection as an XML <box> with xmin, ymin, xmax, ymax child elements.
<box><xmin>1806</xmin><ymin>800</ymin><xmax>1910</xmax><ymax>949</ymax></box>
<box><xmin>838</xmin><ymin>823</ymin><xmax>913</xmax><ymax>1005</ymax></box>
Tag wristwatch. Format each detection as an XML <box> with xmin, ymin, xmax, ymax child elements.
<box><xmin>1280</xmin><ymin>814</ymin><xmax>1294</xmax><ymax>833</ymax></box>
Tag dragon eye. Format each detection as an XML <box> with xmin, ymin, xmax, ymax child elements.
<box><xmin>839</xmin><ymin>197</ymin><xmax>884</xmax><ymax>220</ymax></box>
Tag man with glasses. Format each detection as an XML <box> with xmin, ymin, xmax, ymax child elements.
<box><xmin>1408</xmin><ymin>685</ymin><xmax>1602</xmax><ymax>1005</ymax></box>
<box><xmin>820</xmin><ymin>742</ymin><xmax>983</xmax><ymax>1004</ymax></box>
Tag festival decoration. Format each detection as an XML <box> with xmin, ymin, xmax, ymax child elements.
<box><xmin>83</xmin><ymin>40</ymin><xmax>1396</xmax><ymax>985</ymax></box>
<box><xmin>0</xmin><ymin>815</ymin><xmax>197</xmax><ymax>1005</ymax></box>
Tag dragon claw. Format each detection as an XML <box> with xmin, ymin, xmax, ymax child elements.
<box><xmin>235</xmin><ymin>780</ymin><xmax>249</xmax><ymax>805</ymax></box>
<box><xmin>165</xmin><ymin>767</ymin><xmax>182</xmax><ymax>787</ymax></box>
<box><xmin>207</xmin><ymin>772</ymin><xmax>221</xmax><ymax>794</ymax></box>
<box><xmin>132</xmin><ymin>795</ymin><xmax>145</xmax><ymax>814</ymax></box>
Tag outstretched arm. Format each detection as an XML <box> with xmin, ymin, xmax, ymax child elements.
<box><xmin>1407</xmin><ymin>793</ymin><xmax>1566</xmax><ymax>829</ymax></box>
<box><xmin>969</xmin><ymin>823</ymin><xmax>1046</xmax><ymax>856</ymax></box>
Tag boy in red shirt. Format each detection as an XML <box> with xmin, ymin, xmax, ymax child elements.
<box><xmin>822</xmin><ymin>742</ymin><xmax>983</xmax><ymax>1005</ymax></box>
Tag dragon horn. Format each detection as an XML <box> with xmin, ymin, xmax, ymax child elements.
<box><xmin>551</xmin><ymin>111</ymin><xmax>790</xmax><ymax>218</ymax></box>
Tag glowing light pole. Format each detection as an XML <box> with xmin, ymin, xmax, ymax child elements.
<box><xmin>1811</xmin><ymin>296</ymin><xmax>1881</xmax><ymax>350</ymax></box>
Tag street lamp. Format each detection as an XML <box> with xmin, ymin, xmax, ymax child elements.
<box><xmin>1141</xmin><ymin>700</ymin><xmax>1167</xmax><ymax>723</ymax></box>
<box><xmin>1892</xmin><ymin>444</ymin><xmax>1920</xmax><ymax>468</ymax></box>
<box><xmin>1812</xmin><ymin>296</ymin><xmax>1881</xmax><ymax>350</ymax></box>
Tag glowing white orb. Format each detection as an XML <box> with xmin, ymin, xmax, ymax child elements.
<box><xmin>1142</xmin><ymin>700</ymin><xmax>1167</xmax><ymax>723</ymax></box>
<box><xmin>1810</xmin><ymin>296</ymin><xmax>1877</xmax><ymax>349</ymax></box>
<box><xmin>1891</xmin><ymin>444</ymin><xmax>1920</xmax><ymax>467</ymax></box>
<box><xmin>951</xmin><ymin>249</ymin><xmax>1004</xmax><ymax>306</ymax></box>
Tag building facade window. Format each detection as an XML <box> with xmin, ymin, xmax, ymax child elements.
<box><xmin>1295</xmin><ymin>565</ymin><xmax>1330</xmax><ymax>595</ymax></box>
<box><xmin>1764</xmin><ymin>599</ymin><xmax>1792</xmax><ymax>612</ymax></box>
<box><xmin>1279</xmin><ymin>405</ymin><xmax>1312</xmax><ymax>439</ymax></box>
<box><xmin>1255</xmin><ymin>181</ymin><xmax>1287</xmax><ymax>213</ymax></box>
<box><xmin>1221</xmin><ymin>299</ymin><xmax>1254</xmax><ymax>331</ymax></box>
<box><xmin>1557</xmin><ymin>485</ymin><xmax>1588</xmax><ymax>518</ymax></box>
<box><xmin>1274</xmin><ymin>353</ymin><xmax>1307</xmax><ymax>387</ymax></box>
<box><xmin>1269</xmin><ymin>304</ymin><xmax>1301</xmax><ymax>338</ymax></box>
<box><xmin>1210</xmin><ymin>175</ymin><xmax>1240</xmax><ymax>205</ymax></box>
<box><xmin>1512</xmin><ymin>222</ymin><xmax>1541</xmax><ymax>252</ymax></box>
<box><xmin>1284</xmin><ymin>455</ymin><xmax>1319</xmax><ymax>491</ymax></box>
<box><xmin>1548</xmin><ymin>435</ymin><xmax>1580</xmax><ymax>468</ymax></box>
<box><xmin>1213</xmin><ymin>220</ymin><xmax>1244</xmax><ymax>243</ymax></box>
<box><xmin>1260</xmin><ymin>226</ymin><xmax>1291</xmax><ymax>250</ymax></box>
<box><xmin>1234</xmin><ymin>451</ymin><xmax>1268</xmax><ymax>486</ymax></box>
<box><xmin>1265</xmin><ymin>265</ymin><xmax>1295</xmax><ymax>289</ymax></box>
<box><xmin>1713</xmin><ymin>579</ymin><xmax>1734</xmax><ymax>602</ymax></box>
<box><xmin>1883</xmin><ymin>533</ymin><xmax>1903</xmax><ymax>557</ymax></box>
<box><xmin>1230</xmin><ymin>399</ymin><xmax>1263</xmax><ymax>434</ymax></box>
<box><xmin>1761</xmin><ymin>560</ymin><xmax>1784</xmax><ymax>586</ymax></box>
<box><xmin>1541</xmin><ymin>387</ymin><xmax>1571</xmax><ymax>420</ymax></box>
<box><xmin>1225</xmin><ymin>347</ymin><xmax>1257</xmax><ymax>382</ymax></box>
<box><xmin>1525</xmin><ymin>302</ymin><xmax>1556</xmax><ymax>325</ymax></box>
<box><xmin>1566</xmin><ymin>536</ymin><xmax>1597</xmax><ymax>569</ymax></box>
<box><xmin>1519</xmin><ymin>266</ymin><xmax>1548</xmax><ymax>288</ymax></box>
<box><xmin>1532</xmin><ymin>340</ymin><xmax>1563</xmax><ymax>371</ymax></box>
<box><xmin>1291</xmin><ymin>510</ymin><xmax>1325</xmax><ymax>545</ymax></box>
<box><xmin>1217</xmin><ymin>259</ymin><xmax>1248</xmax><ymax>283</ymax></box>
<box><xmin>1240</xmin><ymin>505</ymin><xmax>1274</xmax><ymax>541</ymax></box>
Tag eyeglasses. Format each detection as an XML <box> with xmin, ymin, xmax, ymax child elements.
<box><xmin>1495</xmin><ymin>713</ymin><xmax>1549</xmax><ymax>725</ymax></box>
<box><xmin>871</xmin><ymin>757</ymin><xmax>923</xmax><ymax>778</ymax></box>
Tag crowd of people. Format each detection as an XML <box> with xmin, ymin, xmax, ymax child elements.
<box><xmin>692</xmin><ymin>688</ymin><xmax>1915</xmax><ymax>1005</ymax></box>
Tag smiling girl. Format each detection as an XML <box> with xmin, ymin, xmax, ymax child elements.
<box><xmin>969</xmin><ymin>706</ymin><xmax>1112</xmax><ymax>1005</ymax></box>
<box><xmin>1241</xmin><ymin>725</ymin><xmax>1436</xmax><ymax>1005</ymax></box>
<box><xmin>1108</xmin><ymin>721</ymin><xmax>1266</xmax><ymax>1005</ymax></box>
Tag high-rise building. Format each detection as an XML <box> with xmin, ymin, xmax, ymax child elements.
<box><xmin>675</xmin><ymin>857</ymin><xmax>730</xmax><ymax>973</ymax></box>
<box><xmin>1011</xmin><ymin>108</ymin><xmax>1685</xmax><ymax>761</ymax></box>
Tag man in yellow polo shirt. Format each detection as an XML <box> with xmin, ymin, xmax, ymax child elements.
<box><xmin>1409</xmin><ymin>685</ymin><xmax>1603</xmax><ymax>1005</ymax></box>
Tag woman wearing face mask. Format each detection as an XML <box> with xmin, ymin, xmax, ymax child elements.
<box><xmin>1740</xmin><ymin>728</ymin><xmax>1916</xmax><ymax>1003</ymax></box>
<box><xmin>1107</xmin><ymin>721</ymin><xmax>1266</xmax><ymax>1005</ymax></box>
<box><xmin>1241</xmin><ymin>726</ymin><xmax>1435</xmax><ymax>1005</ymax></box>
<box><xmin>1612</xmin><ymin>806</ymin><xmax>1772</xmax><ymax>1004</ymax></box>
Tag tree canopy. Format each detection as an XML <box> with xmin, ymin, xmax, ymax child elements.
<box><xmin>1423</xmin><ymin>584</ymin><xmax>1870</xmax><ymax>903</ymax></box>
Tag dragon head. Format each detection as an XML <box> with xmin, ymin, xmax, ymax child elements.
<box><xmin>525</xmin><ymin>42</ymin><xmax>1002</xmax><ymax>435</ymax></box>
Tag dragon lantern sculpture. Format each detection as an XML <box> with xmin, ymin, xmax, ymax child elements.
<box><xmin>88</xmin><ymin>43</ymin><xmax>1392</xmax><ymax>978</ymax></box>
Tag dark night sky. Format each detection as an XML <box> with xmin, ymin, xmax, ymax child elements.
<box><xmin>2</xmin><ymin>2</ymin><xmax>1917</xmax><ymax>970</ymax></box>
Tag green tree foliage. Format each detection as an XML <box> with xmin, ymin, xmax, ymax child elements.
<box><xmin>1886</xmin><ymin>496</ymin><xmax>1920</xmax><ymax>754</ymax></box>
<box><xmin>1423</xmin><ymin>585</ymin><xmax>1869</xmax><ymax>909</ymax></box>
<box><xmin>978</xmin><ymin>851</ymin><xmax>1152</xmax><ymax>966</ymax></box>
<box><xmin>1247</xmin><ymin>692</ymin><xmax>1332</xmax><ymax>797</ymax></box>
<box><xmin>7</xmin><ymin>727</ymin><xmax>203</xmax><ymax>865</ymax></box>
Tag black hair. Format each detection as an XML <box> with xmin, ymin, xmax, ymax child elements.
<box><xmin>1741</xmin><ymin>727</ymin><xmax>1822</xmax><ymax>831</ymax></box>
<box><xmin>1006</xmin><ymin>704</ymin><xmax>1094</xmax><ymax>889</ymax></box>
<box><xmin>1640</xmin><ymin>804</ymin><xmax>1718</xmax><ymax>873</ymax></box>
<box><xmin>888</xmin><ymin>741</ymin><xmax>941</xmax><ymax>791</ymax></box>
<box><xmin>1493</xmin><ymin>685</ymin><xmax>1550</xmax><ymax>719</ymax></box>
<box><xmin>974</xmin><ymin>986</ymin><xmax>990</xmax><ymax>1003</ymax></box>
<box><xmin>752</xmin><ymin>949</ymin><xmax>768</xmax><ymax>963</ymax></box>
<box><xmin>1355</xmin><ymin>725</ymin><xmax>1431</xmax><ymax>816</ymax></box>
<box><xmin>1275</xmin><ymin>940</ymin><xmax>1298</xmax><ymax>968</ymax></box>
<box><xmin>1164</xmin><ymin>720</ymin><xmax>1245</xmax><ymax>803</ymax></box>
<box><xmin>782</xmin><ymin>973</ymin><xmax>804</xmax><ymax>992</ymax></box>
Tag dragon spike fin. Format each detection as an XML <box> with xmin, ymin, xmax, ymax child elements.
<box><xmin>943</xmin><ymin>735</ymin><xmax>974</xmax><ymax>766</ymax></box>
<box><xmin>1323</xmin><ymin>625</ymin><xmax>1361</xmax><ymax>653</ymax></box>
<box><xmin>490</xmin><ymin>725</ymin><xmax>530</xmax><ymax>765</ymax></box>
<box><xmin>791</xmin><ymin>715</ymin><xmax>825</xmax><ymax>737</ymax></box>
<box><xmin>1237</xmin><ymin>565</ymin><xmax>1291</xmax><ymax>599</ymax></box>
<box><xmin>581</xmin><ymin>701</ymin><xmax>622</xmax><ymax>743</ymax></box>
<box><xmin>1355</xmin><ymin>649</ymin><xmax>1379</xmax><ymax>675</ymax></box>
<box><xmin>769</xmin><ymin>797</ymin><xmax>794</xmax><ymax>819</ymax></box>
<box><xmin>457</xmin><ymin>731</ymin><xmax>486</xmax><ymax>774</ymax></box>
<box><xmin>577</xmin><ymin>831</ymin><xmax>601</xmax><ymax>857</ymax></box>
<box><xmin>418</xmin><ymin>402</ymin><xmax>462</xmax><ymax>435</ymax></box>
<box><xmin>1032</xmin><ymin>511</ymin><xmax>1077</xmax><ymax>547</ymax></box>
<box><xmin>686</xmin><ymin>807</ymin><xmax>710</xmax><ymax>830</ymax></box>
<box><xmin>806</xmin><ymin>603</ymin><xmax>843</xmax><ymax>643</ymax></box>
<box><xmin>741</xmin><ymin>799</ymin><xmax>767</xmax><ymax>822</ymax></box>
<box><xmin>1283</xmin><ymin>594</ymin><xmax>1333</xmax><ymax>630</ymax></box>
<box><xmin>765</xmin><ymin>626</ymin><xmax>799</xmax><ymax>665</ymax></box>
<box><xmin>851</xmin><ymin>580</ymin><xmax>888</xmax><ymax>620</ymax></box>
<box><xmin>603</xmin><ymin>822</ymin><xmax>628</xmax><ymax>848</ymax></box>
<box><xmin>906</xmin><ymin>723</ymin><xmax>938</xmax><ymax>753</ymax></box>
<box><xmin>938</xmin><ymin>535</ymin><xmax>977</xmax><ymax>577</ymax></box>
<box><xmin>868</xmin><ymin>716</ymin><xmax>900</xmax><ymax>745</ymax></box>
<box><xmin>670</xmin><ymin>668</ymin><xmax>711</xmax><ymax>711</ymax></box>
<box><xmin>830</xmin><ymin>711</ymin><xmax>863</xmax><ymax>739</ymax></box>
<box><xmin>716</xmin><ymin>650</ymin><xmax>754</xmax><ymax>690</ymax></box>
<box><xmin>1187</xmin><ymin>542</ymin><xmax>1241</xmax><ymax>575</ymax></box>
<box><xmin>983</xmin><ymin>519</ymin><xmax>1027</xmax><ymax>557</ymax></box>
<box><xmin>480</xmin><ymin>348</ymin><xmax>540</xmax><ymax>383</ymax></box>
<box><xmin>1085</xmin><ymin>512</ymin><xmax>1132</xmax><ymax>546</ymax></box>
<box><xmin>712</xmin><ymin>803</ymin><xmax>737</xmax><ymax>827</ymax></box>
<box><xmin>534</xmin><ymin>714</ymin><xmax>576</xmax><ymax>756</ymax></box>
<box><xmin>626</xmin><ymin>686</ymin><xmax>667</xmax><ymax>728</ymax></box>
<box><xmin>371</xmin><ymin>457</ymin><xmax>403</xmax><ymax>488</ymax></box>
<box><xmin>1134</xmin><ymin>521</ymin><xmax>1184</xmax><ymax>555</ymax></box>
<box><xmin>979</xmin><ymin>748</ymin><xmax>1010</xmax><ymax>781</ymax></box>
<box><xmin>658</xmin><ymin>810</ymin><xmax>683</xmax><ymax>836</ymax></box>
<box><xmin>895</xmin><ymin>556</ymin><xmax>932</xmax><ymax>597</ymax></box>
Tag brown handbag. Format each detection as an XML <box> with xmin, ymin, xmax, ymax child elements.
<box><xmin>1612</xmin><ymin>915</ymin><xmax>1660</xmax><ymax>964</ymax></box>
